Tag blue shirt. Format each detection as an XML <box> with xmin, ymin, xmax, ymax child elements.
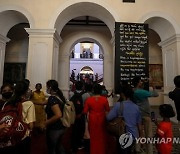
<box><xmin>107</xmin><ymin>100</ymin><xmax>141</xmax><ymax>138</ymax></box>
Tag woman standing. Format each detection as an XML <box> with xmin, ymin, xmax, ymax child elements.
<box><xmin>0</xmin><ymin>81</ymin><xmax>35</xmax><ymax>154</ymax></box>
<box><xmin>31</xmin><ymin>83</ymin><xmax>46</xmax><ymax>132</ymax></box>
<box><xmin>83</xmin><ymin>84</ymin><xmax>110</xmax><ymax>154</ymax></box>
<box><xmin>45</xmin><ymin>80</ymin><xmax>66</xmax><ymax>154</ymax></box>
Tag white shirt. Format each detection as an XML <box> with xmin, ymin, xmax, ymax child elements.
<box><xmin>22</xmin><ymin>101</ymin><xmax>36</xmax><ymax>124</ymax></box>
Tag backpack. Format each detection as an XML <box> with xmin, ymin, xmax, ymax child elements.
<box><xmin>0</xmin><ymin>102</ymin><xmax>29</xmax><ymax>148</ymax></box>
<box><xmin>60</xmin><ymin>100</ymin><xmax>76</xmax><ymax>128</ymax></box>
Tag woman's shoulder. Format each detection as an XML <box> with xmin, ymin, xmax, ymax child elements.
<box><xmin>48</xmin><ymin>95</ymin><xmax>58</xmax><ymax>101</ymax></box>
<box><xmin>48</xmin><ymin>95</ymin><xmax>61</xmax><ymax>105</ymax></box>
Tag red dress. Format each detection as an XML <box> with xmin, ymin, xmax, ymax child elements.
<box><xmin>83</xmin><ymin>96</ymin><xmax>110</xmax><ymax>154</ymax></box>
<box><xmin>156</xmin><ymin>121</ymin><xmax>173</xmax><ymax>154</ymax></box>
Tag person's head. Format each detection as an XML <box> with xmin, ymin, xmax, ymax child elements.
<box><xmin>121</xmin><ymin>86</ymin><xmax>134</xmax><ymax>101</ymax></box>
<box><xmin>173</xmin><ymin>75</ymin><xmax>180</xmax><ymax>88</ymax></box>
<box><xmin>101</xmin><ymin>85</ymin><xmax>108</xmax><ymax>96</ymax></box>
<box><xmin>93</xmin><ymin>84</ymin><xmax>102</xmax><ymax>95</ymax></box>
<box><xmin>0</xmin><ymin>83</ymin><xmax>14</xmax><ymax>100</ymax></box>
<box><xmin>24</xmin><ymin>79</ymin><xmax>30</xmax><ymax>87</ymax></box>
<box><xmin>35</xmin><ymin>83</ymin><xmax>42</xmax><ymax>91</ymax></box>
<box><xmin>14</xmin><ymin>81</ymin><xmax>29</xmax><ymax>97</ymax></box>
<box><xmin>46</xmin><ymin>80</ymin><xmax>58</xmax><ymax>94</ymax></box>
<box><xmin>101</xmin><ymin>85</ymin><xmax>106</xmax><ymax>90</ymax></box>
<box><xmin>75</xmin><ymin>81</ymin><xmax>83</xmax><ymax>91</ymax></box>
<box><xmin>7</xmin><ymin>80</ymin><xmax>29</xmax><ymax>105</ymax></box>
<box><xmin>159</xmin><ymin>104</ymin><xmax>175</xmax><ymax>119</ymax></box>
<box><xmin>132</xmin><ymin>76</ymin><xmax>143</xmax><ymax>88</ymax></box>
<box><xmin>84</xmin><ymin>83</ymin><xmax>93</xmax><ymax>92</ymax></box>
<box><xmin>46</xmin><ymin>80</ymin><xmax>66</xmax><ymax>103</ymax></box>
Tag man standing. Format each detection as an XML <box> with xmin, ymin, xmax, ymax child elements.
<box><xmin>132</xmin><ymin>76</ymin><xmax>158</xmax><ymax>154</ymax></box>
<box><xmin>168</xmin><ymin>75</ymin><xmax>180</xmax><ymax>130</ymax></box>
<box><xmin>70</xmin><ymin>81</ymin><xmax>85</xmax><ymax>152</ymax></box>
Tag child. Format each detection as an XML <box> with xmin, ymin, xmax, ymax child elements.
<box><xmin>156</xmin><ymin>104</ymin><xmax>175</xmax><ymax>154</ymax></box>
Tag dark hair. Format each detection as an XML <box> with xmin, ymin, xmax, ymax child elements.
<box><xmin>132</xmin><ymin>76</ymin><xmax>141</xmax><ymax>87</ymax></box>
<box><xmin>0</xmin><ymin>83</ymin><xmax>14</xmax><ymax>94</ymax></box>
<box><xmin>84</xmin><ymin>83</ymin><xmax>93</xmax><ymax>92</ymax></box>
<box><xmin>75</xmin><ymin>81</ymin><xmax>83</xmax><ymax>91</ymax></box>
<box><xmin>24</xmin><ymin>79</ymin><xmax>30</xmax><ymax>87</ymax></box>
<box><xmin>93</xmin><ymin>84</ymin><xmax>102</xmax><ymax>95</ymax></box>
<box><xmin>121</xmin><ymin>87</ymin><xmax>134</xmax><ymax>101</ymax></box>
<box><xmin>46</xmin><ymin>80</ymin><xmax>66</xmax><ymax>103</ymax></box>
<box><xmin>35</xmin><ymin>83</ymin><xmax>42</xmax><ymax>88</ymax></box>
<box><xmin>7</xmin><ymin>80</ymin><xmax>29</xmax><ymax>106</ymax></box>
<box><xmin>174</xmin><ymin>75</ymin><xmax>180</xmax><ymax>88</ymax></box>
<box><xmin>159</xmin><ymin>104</ymin><xmax>175</xmax><ymax>118</ymax></box>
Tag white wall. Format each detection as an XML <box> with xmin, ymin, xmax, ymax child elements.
<box><xmin>5</xmin><ymin>39</ymin><xmax>28</xmax><ymax>63</ymax></box>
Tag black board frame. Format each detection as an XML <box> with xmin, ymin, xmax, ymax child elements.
<box><xmin>114</xmin><ymin>22</ymin><xmax>149</xmax><ymax>93</ymax></box>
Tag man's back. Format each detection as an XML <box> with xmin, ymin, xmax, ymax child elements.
<box><xmin>107</xmin><ymin>100</ymin><xmax>141</xmax><ymax>138</ymax></box>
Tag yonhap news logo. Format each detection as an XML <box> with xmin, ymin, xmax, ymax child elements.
<box><xmin>119</xmin><ymin>133</ymin><xmax>180</xmax><ymax>149</ymax></box>
<box><xmin>119</xmin><ymin>132</ymin><xmax>133</xmax><ymax>149</ymax></box>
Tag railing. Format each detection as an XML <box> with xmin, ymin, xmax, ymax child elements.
<box><xmin>70</xmin><ymin>53</ymin><xmax>103</xmax><ymax>59</ymax></box>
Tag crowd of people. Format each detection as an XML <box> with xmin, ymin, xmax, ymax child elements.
<box><xmin>0</xmin><ymin>75</ymin><xmax>179</xmax><ymax>154</ymax></box>
<box><xmin>70</xmin><ymin>71</ymin><xmax>99</xmax><ymax>84</ymax></box>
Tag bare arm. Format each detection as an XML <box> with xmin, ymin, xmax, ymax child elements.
<box><xmin>29</xmin><ymin>122</ymin><xmax>34</xmax><ymax>130</ymax></box>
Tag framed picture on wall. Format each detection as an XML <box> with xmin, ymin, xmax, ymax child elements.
<box><xmin>149</xmin><ymin>64</ymin><xmax>163</xmax><ymax>89</ymax></box>
<box><xmin>3</xmin><ymin>63</ymin><xmax>26</xmax><ymax>84</ymax></box>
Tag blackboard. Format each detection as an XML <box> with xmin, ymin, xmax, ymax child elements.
<box><xmin>114</xmin><ymin>22</ymin><xmax>149</xmax><ymax>93</ymax></box>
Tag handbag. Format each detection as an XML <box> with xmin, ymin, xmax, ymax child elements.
<box><xmin>106</xmin><ymin>102</ymin><xmax>126</xmax><ymax>136</ymax></box>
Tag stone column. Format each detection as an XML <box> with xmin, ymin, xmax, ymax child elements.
<box><xmin>0</xmin><ymin>34</ymin><xmax>10</xmax><ymax>86</ymax></box>
<box><xmin>159</xmin><ymin>34</ymin><xmax>180</xmax><ymax>123</ymax></box>
<box><xmin>52</xmin><ymin>31</ymin><xmax>62</xmax><ymax>80</ymax></box>
<box><xmin>58</xmin><ymin>55</ymin><xmax>70</xmax><ymax>99</ymax></box>
<box><xmin>158</xmin><ymin>35</ymin><xmax>180</xmax><ymax>93</ymax></box>
<box><xmin>25</xmin><ymin>28</ymin><xmax>61</xmax><ymax>89</ymax></box>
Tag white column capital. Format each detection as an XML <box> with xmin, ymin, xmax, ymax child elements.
<box><xmin>0</xmin><ymin>34</ymin><xmax>10</xmax><ymax>44</ymax></box>
<box><xmin>158</xmin><ymin>34</ymin><xmax>180</xmax><ymax>48</ymax></box>
<box><xmin>25</xmin><ymin>28</ymin><xmax>56</xmax><ymax>38</ymax></box>
<box><xmin>25</xmin><ymin>28</ymin><xmax>62</xmax><ymax>44</ymax></box>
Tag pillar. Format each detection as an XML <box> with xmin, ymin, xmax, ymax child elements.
<box><xmin>58</xmin><ymin>55</ymin><xmax>70</xmax><ymax>99</ymax></box>
<box><xmin>0</xmin><ymin>34</ymin><xmax>10</xmax><ymax>86</ymax></box>
<box><xmin>25</xmin><ymin>28</ymin><xmax>62</xmax><ymax>89</ymax></box>
<box><xmin>159</xmin><ymin>34</ymin><xmax>180</xmax><ymax>123</ymax></box>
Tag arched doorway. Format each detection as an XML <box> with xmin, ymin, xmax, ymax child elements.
<box><xmin>69</xmin><ymin>40</ymin><xmax>104</xmax><ymax>85</ymax></box>
<box><xmin>140</xmin><ymin>15</ymin><xmax>180</xmax><ymax>122</ymax></box>
<box><xmin>140</xmin><ymin>15</ymin><xmax>179</xmax><ymax>92</ymax></box>
<box><xmin>0</xmin><ymin>10</ymin><xmax>32</xmax><ymax>86</ymax></box>
<box><xmin>53</xmin><ymin>3</ymin><xmax>115</xmax><ymax>98</ymax></box>
<box><xmin>3</xmin><ymin>23</ymin><xmax>30</xmax><ymax>84</ymax></box>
